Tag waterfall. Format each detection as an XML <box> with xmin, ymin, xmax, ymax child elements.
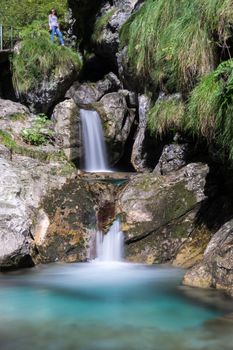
<box><xmin>80</xmin><ymin>109</ymin><xmax>110</xmax><ymax>172</ymax></box>
<box><xmin>96</xmin><ymin>220</ymin><xmax>124</xmax><ymax>262</ymax></box>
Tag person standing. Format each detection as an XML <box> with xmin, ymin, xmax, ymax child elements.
<box><xmin>49</xmin><ymin>9</ymin><xmax>65</xmax><ymax>46</ymax></box>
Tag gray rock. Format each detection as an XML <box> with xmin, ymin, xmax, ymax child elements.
<box><xmin>0</xmin><ymin>98</ymin><xmax>30</xmax><ymax>119</ymax></box>
<box><xmin>18</xmin><ymin>62</ymin><xmax>78</xmax><ymax>114</ymax></box>
<box><xmin>131</xmin><ymin>94</ymin><xmax>150</xmax><ymax>171</ymax></box>
<box><xmin>183</xmin><ymin>219</ymin><xmax>233</xmax><ymax>296</ymax></box>
<box><xmin>154</xmin><ymin>143</ymin><xmax>190</xmax><ymax>175</ymax></box>
<box><xmin>0</xmin><ymin>98</ymin><xmax>33</xmax><ymax>138</ymax></box>
<box><xmin>0</xmin><ymin>153</ymin><xmax>74</xmax><ymax>270</ymax></box>
<box><xmin>0</xmin><ymin>145</ymin><xmax>11</xmax><ymax>160</ymax></box>
<box><xmin>116</xmin><ymin>163</ymin><xmax>210</xmax><ymax>264</ymax></box>
<box><xmin>65</xmin><ymin>72</ymin><xmax>121</xmax><ymax>105</ymax></box>
<box><xmin>52</xmin><ymin>99</ymin><xmax>80</xmax><ymax>162</ymax></box>
<box><xmin>93</xmin><ymin>91</ymin><xmax>136</xmax><ymax>164</ymax></box>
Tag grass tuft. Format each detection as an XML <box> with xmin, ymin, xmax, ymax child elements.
<box><xmin>12</xmin><ymin>23</ymin><xmax>82</xmax><ymax>93</ymax></box>
<box><xmin>120</xmin><ymin>0</ymin><xmax>233</xmax><ymax>92</ymax></box>
<box><xmin>148</xmin><ymin>96</ymin><xmax>185</xmax><ymax>136</ymax></box>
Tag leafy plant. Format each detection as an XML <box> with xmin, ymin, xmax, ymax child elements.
<box><xmin>21</xmin><ymin>114</ymin><xmax>54</xmax><ymax>146</ymax></box>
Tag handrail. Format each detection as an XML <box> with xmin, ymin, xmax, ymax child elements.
<box><xmin>0</xmin><ymin>24</ymin><xmax>20</xmax><ymax>50</ymax></box>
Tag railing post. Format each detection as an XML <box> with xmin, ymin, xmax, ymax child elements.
<box><xmin>10</xmin><ymin>26</ymin><xmax>13</xmax><ymax>49</ymax></box>
<box><xmin>0</xmin><ymin>24</ymin><xmax>3</xmax><ymax>50</ymax></box>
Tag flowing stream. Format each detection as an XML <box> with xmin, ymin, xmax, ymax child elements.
<box><xmin>80</xmin><ymin>109</ymin><xmax>110</xmax><ymax>172</ymax></box>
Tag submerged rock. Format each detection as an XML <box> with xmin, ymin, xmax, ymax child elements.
<box><xmin>116</xmin><ymin>163</ymin><xmax>210</xmax><ymax>264</ymax></box>
<box><xmin>183</xmin><ymin>219</ymin><xmax>233</xmax><ymax>296</ymax></box>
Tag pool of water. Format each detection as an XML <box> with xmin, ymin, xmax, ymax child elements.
<box><xmin>0</xmin><ymin>263</ymin><xmax>233</xmax><ymax>350</ymax></box>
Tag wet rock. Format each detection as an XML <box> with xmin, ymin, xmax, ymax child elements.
<box><xmin>183</xmin><ymin>219</ymin><xmax>233</xmax><ymax>296</ymax></box>
<box><xmin>52</xmin><ymin>99</ymin><xmax>81</xmax><ymax>162</ymax></box>
<box><xmin>131</xmin><ymin>94</ymin><xmax>150</xmax><ymax>171</ymax></box>
<box><xmin>116</xmin><ymin>163</ymin><xmax>210</xmax><ymax>264</ymax></box>
<box><xmin>35</xmin><ymin>179</ymin><xmax>97</xmax><ymax>263</ymax></box>
<box><xmin>65</xmin><ymin>72</ymin><xmax>121</xmax><ymax>105</ymax></box>
<box><xmin>154</xmin><ymin>143</ymin><xmax>190</xmax><ymax>175</ymax></box>
<box><xmin>92</xmin><ymin>91</ymin><xmax>136</xmax><ymax>164</ymax></box>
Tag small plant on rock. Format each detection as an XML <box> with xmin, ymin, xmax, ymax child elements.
<box><xmin>21</xmin><ymin>114</ymin><xmax>54</xmax><ymax>146</ymax></box>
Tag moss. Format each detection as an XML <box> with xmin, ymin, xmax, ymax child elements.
<box><xmin>9</xmin><ymin>113</ymin><xmax>27</xmax><ymax>121</ymax></box>
<box><xmin>0</xmin><ymin>130</ymin><xmax>68</xmax><ymax>163</ymax></box>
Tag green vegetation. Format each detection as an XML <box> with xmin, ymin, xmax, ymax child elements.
<box><xmin>92</xmin><ymin>9</ymin><xmax>116</xmax><ymax>43</ymax></box>
<box><xmin>12</xmin><ymin>25</ymin><xmax>82</xmax><ymax>93</ymax></box>
<box><xmin>148</xmin><ymin>97</ymin><xmax>185</xmax><ymax>136</ymax></box>
<box><xmin>120</xmin><ymin>0</ymin><xmax>233</xmax><ymax>92</ymax></box>
<box><xmin>0</xmin><ymin>0</ymin><xmax>67</xmax><ymax>28</ymax></box>
<box><xmin>185</xmin><ymin>59</ymin><xmax>233</xmax><ymax>160</ymax></box>
<box><xmin>21</xmin><ymin>114</ymin><xmax>54</xmax><ymax>146</ymax></box>
<box><xmin>0</xmin><ymin>129</ymin><xmax>67</xmax><ymax>162</ymax></box>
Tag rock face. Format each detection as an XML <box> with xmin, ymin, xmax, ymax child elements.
<box><xmin>131</xmin><ymin>94</ymin><xmax>150</xmax><ymax>171</ymax></box>
<box><xmin>93</xmin><ymin>91</ymin><xmax>136</xmax><ymax>164</ymax></box>
<box><xmin>34</xmin><ymin>179</ymin><xmax>97</xmax><ymax>263</ymax></box>
<box><xmin>66</xmin><ymin>72</ymin><xmax>121</xmax><ymax>105</ymax></box>
<box><xmin>183</xmin><ymin>219</ymin><xmax>233</xmax><ymax>296</ymax></box>
<box><xmin>116</xmin><ymin>163</ymin><xmax>211</xmax><ymax>264</ymax></box>
<box><xmin>20</xmin><ymin>63</ymin><xmax>78</xmax><ymax>114</ymax></box>
<box><xmin>0</xmin><ymin>158</ymin><xmax>34</xmax><ymax>269</ymax></box>
<box><xmin>154</xmin><ymin>143</ymin><xmax>190</xmax><ymax>175</ymax></box>
<box><xmin>52</xmin><ymin>99</ymin><xmax>80</xmax><ymax>162</ymax></box>
<box><xmin>92</xmin><ymin>0</ymin><xmax>143</xmax><ymax>64</ymax></box>
<box><xmin>0</xmin><ymin>151</ymin><xmax>76</xmax><ymax>270</ymax></box>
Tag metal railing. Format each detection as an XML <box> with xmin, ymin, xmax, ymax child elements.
<box><xmin>0</xmin><ymin>24</ymin><xmax>20</xmax><ymax>50</ymax></box>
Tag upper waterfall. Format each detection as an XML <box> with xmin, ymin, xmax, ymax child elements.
<box><xmin>80</xmin><ymin>109</ymin><xmax>110</xmax><ymax>172</ymax></box>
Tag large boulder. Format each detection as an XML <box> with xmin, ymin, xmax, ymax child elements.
<box><xmin>20</xmin><ymin>63</ymin><xmax>78</xmax><ymax>114</ymax></box>
<box><xmin>154</xmin><ymin>143</ymin><xmax>191</xmax><ymax>175</ymax></box>
<box><xmin>65</xmin><ymin>72</ymin><xmax>121</xmax><ymax>105</ymax></box>
<box><xmin>34</xmin><ymin>179</ymin><xmax>97</xmax><ymax>263</ymax></box>
<box><xmin>92</xmin><ymin>91</ymin><xmax>136</xmax><ymax>164</ymax></box>
<box><xmin>52</xmin><ymin>99</ymin><xmax>80</xmax><ymax>162</ymax></box>
<box><xmin>183</xmin><ymin>219</ymin><xmax>233</xmax><ymax>296</ymax></box>
<box><xmin>0</xmin><ymin>153</ymin><xmax>74</xmax><ymax>270</ymax></box>
<box><xmin>0</xmin><ymin>158</ymin><xmax>34</xmax><ymax>269</ymax></box>
<box><xmin>116</xmin><ymin>163</ymin><xmax>211</xmax><ymax>264</ymax></box>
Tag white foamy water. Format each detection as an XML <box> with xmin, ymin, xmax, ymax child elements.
<box><xmin>80</xmin><ymin>109</ymin><xmax>110</xmax><ymax>172</ymax></box>
<box><xmin>96</xmin><ymin>219</ymin><xmax>124</xmax><ymax>262</ymax></box>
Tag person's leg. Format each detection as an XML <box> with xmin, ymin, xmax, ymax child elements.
<box><xmin>55</xmin><ymin>27</ymin><xmax>65</xmax><ymax>46</ymax></box>
<box><xmin>50</xmin><ymin>26</ymin><xmax>55</xmax><ymax>43</ymax></box>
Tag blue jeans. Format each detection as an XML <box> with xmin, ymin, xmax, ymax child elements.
<box><xmin>50</xmin><ymin>26</ymin><xmax>64</xmax><ymax>45</ymax></box>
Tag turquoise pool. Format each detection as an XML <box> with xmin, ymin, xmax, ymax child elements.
<box><xmin>0</xmin><ymin>263</ymin><xmax>232</xmax><ymax>350</ymax></box>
